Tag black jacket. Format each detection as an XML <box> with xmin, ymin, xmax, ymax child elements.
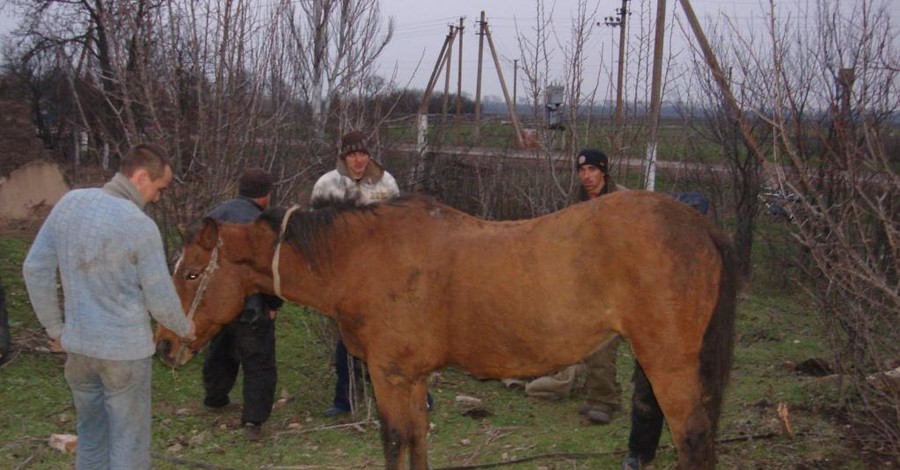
<box><xmin>205</xmin><ymin>196</ymin><xmax>283</xmax><ymax>320</ymax></box>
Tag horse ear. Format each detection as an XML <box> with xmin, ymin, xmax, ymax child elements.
<box><xmin>196</xmin><ymin>217</ymin><xmax>220</xmax><ymax>250</ymax></box>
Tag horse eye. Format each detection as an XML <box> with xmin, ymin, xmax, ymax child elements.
<box><xmin>185</xmin><ymin>272</ymin><xmax>199</xmax><ymax>281</ymax></box>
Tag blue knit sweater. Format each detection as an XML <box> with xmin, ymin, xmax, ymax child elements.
<box><xmin>22</xmin><ymin>175</ymin><xmax>192</xmax><ymax>360</ymax></box>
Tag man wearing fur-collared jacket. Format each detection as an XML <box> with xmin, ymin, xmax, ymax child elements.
<box><xmin>309</xmin><ymin>130</ymin><xmax>399</xmax><ymax>209</ymax></box>
<box><xmin>310</xmin><ymin>130</ymin><xmax>400</xmax><ymax>417</ymax></box>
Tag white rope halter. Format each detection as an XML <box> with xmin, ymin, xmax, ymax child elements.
<box><xmin>173</xmin><ymin>237</ymin><xmax>222</xmax><ymax>366</ymax></box>
<box><xmin>185</xmin><ymin>237</ymin><xmax>222</xmax><ymax>321</ymax></box>
<box><xmin>272</xmin><ymin>204</ymin><xmax>302</xmax><ymax>300</ymax></box>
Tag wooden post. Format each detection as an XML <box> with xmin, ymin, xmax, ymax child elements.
<box><xmin>414</xmin><ymin>27</ymin><xmax>458</xmax><ymax>188</ymax></box>
<box><xmin>418</xmin><ymin>30</ymin><xmax>455</xmax><ymax>115</ymax></box>
<box><xmin>484</xmin><ymin>20</ymin><xmax>525</xmax><ymax>148</ymax></box>
<box><xmin>836</xmin><ymin>67</ymin><xmax>854</xmax><ymax>160</ymax></box>
<box><xmin>677</xmin><ymin>0</ymin><xmax>771</xmax><ymax>178</ymax></box>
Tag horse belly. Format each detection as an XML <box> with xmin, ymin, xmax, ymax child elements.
<box><xmin>449</xmin><ymin>296</ymin><xmax>618</xmax><ymax>379</ymax></box>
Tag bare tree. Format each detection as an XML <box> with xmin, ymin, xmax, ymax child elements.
<box><xmin>8</xmin><ymin>0</ymin><xmax>156</xmax><ymax>150</ymax></box>
<box><xmin>618</xmin><ymin>0</ymin><xmax>674</xmax><ymax>188</ymax></box>
<box><xmin>697</xmin><ymin>0</ymin><xmax>899</xmax><ymax>457</ymax></box>
<box><xmin>515</xmin><ymin>0</ymin><xmax>554</xmax><ymax>126</ymax></box>
<box><xmin>672</xmin><ymin>12</ymin><xmax>769</xmax><ymax>277</ymax></box>
<box><xmin>558</xmin><ymin>0</ymin><xmax>602</xmax><ymax>152</ymax></box>
<box><xmin>281</xmin><ymin>0</ymin><xmax>393</xmax><ymax>148</ymax></box>
<box><xmin>6</xmin><ymin>0</ymin><xmax>400</xmax><ymax>220</ymax></box>
<box><xmin>782</xmin><ymin>4</ymin><xmax>897</xmax><ymax>456</ymax></box>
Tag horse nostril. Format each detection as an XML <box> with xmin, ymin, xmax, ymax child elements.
<box><xmin>155</xmin><ymin>339</ymin><xmax>172</xmax><ymax>359</ymax></box>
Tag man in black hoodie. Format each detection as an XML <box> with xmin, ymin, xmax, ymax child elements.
<box><xmin>201</xmin><ymin>168</ymin><xmax>282</xmax><ymax>442</ymax></box>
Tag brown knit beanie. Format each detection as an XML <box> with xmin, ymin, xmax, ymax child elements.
<box><xmin>340</xmin><ymin>131</ymin><xmax>369</xmax><ymax>159</ymax></box>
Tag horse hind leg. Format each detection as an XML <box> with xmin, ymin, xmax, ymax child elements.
<box><xmin>637</xmin><ymin>359</ymin><xmax>716</xmax><ymax>470</ymax></box>
<box><xmin>673</xmin><ymin>245</ymin><xmax>738</xmax><ymax>470</ymax></box>
<box><xmin>370</xmin><ymin>370</ymin><xmax>431</xmax><ymax>470</ymax></box>
<box><xmin>680</xmin><ymin>405</ymin><xmax>717</xmax><ymax>470</ymax></box>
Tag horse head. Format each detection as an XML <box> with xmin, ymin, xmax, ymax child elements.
<box><xmin>154</xmin><ymin>217</ymin><xmax>255</xmax><ymax>367</ymax></box>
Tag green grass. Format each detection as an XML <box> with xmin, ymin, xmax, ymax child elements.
<box><xmin>0</xmin><ymin>231</ymin><xmax>872</xmax><ymax>469</ymax></box>
<box><xmin>383</xmin><ymin>117</ymin><xmax>728</xmax><ymax>163</ymax></box>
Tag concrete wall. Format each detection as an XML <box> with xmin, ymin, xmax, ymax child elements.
<box><xmin>0</xmin><ymin>161</ymin><xmax>70</xmax><ymax>220</ymax></box>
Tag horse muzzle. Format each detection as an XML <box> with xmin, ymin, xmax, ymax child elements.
<box><xmin>155</xmin><ymin>338</ymin><xmax>197</xmax><ymax>368</ymax></box>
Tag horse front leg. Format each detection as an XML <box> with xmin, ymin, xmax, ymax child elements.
<box><xmin>369</xmin><ymin>367</ymin><xmax>431</xmax><ymax>470</ymax></box>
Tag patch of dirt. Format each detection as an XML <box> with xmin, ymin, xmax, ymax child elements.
<box><xmin>826</xmin><ymin>407</ymin><xmax>900</xmax><ymax>469</ymax></box>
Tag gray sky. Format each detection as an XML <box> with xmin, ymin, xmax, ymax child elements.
<box><xmin>377</xmin><ymin>0</ymin><xmax>900</xmax><ymax>99</ymax></box>
<box><xmin>377</xmin><ymin>0</ymin><xmax>762</xmax><ymax>97</ymax></box>
<box><xmin>1</xmin><ymin>0</ymin><xmax>897</xmax><ymax>99</ymax></box>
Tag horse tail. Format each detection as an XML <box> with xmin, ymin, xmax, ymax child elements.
<box><xmin>699</xmin><ymin>228</ymin><xmax>740</xmax><ymax>437</ymax></box>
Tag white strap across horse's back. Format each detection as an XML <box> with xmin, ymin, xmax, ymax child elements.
<box><xmin>273</xmin><ymin>205</ymin><xmax>302</xmax><ymax>300</ymax></box>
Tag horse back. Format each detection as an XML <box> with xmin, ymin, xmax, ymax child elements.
<box><xmin>358</xmin><ymin>192</ymin><xmax>728</xmax><ymax>379</ymax></box>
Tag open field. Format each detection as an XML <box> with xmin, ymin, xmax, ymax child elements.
<box><xmin>0</xmin><ymin>224</ymin><xmax>892</xmax><ymax>469</ymax></box>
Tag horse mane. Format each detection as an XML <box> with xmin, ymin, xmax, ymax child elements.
<box><xmin>258</xmin><ymin>193</ymin><xmax>438</xmax><ymax>272</ymax></box>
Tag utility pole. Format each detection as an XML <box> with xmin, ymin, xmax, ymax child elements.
<box><xmin>441</xmin><ymin>24</ymin><xmax>454</xmax><ymax>128</ymax></box>
<box><xmin>676</xmin><ymin>0</ymin><xmax>769</xmax><ymax>178</ymax></box>
<box><xmin>484</xmin><ymin>18</ymin><xmax>525</xmax><ymax>148</ymax></box>
<box><xmin>474</xmin><ymin>11</ymin><xmax>486</xmax><ymax>141</ymax></box>
<box><xmin>602</xmin><ymin>0</ymin><xmax>630</xmax><ymax>155</ymax></box>
<box><xmin>455</xmin><ymin>17</ymin><xmax>464</xmax><ymax>143</ymax></box>
<box><xmin>413</xmin><ymin>25</ymin><xmax>460</xmax><ymax>188</ymax></box>
<box><xmin>513</xmin><ymin>58</ymin><xmax>518</xmax><ymax>110</ymax></box>
<box><xmin>644</xmin><ymin>0</ymin><xmax>666</xmax><ymax>191</ymax></box>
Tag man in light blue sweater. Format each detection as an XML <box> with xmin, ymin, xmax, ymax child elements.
<box><xmin>23</xmin><ymin>143</ymin><xmax>195</xmax><ymax>470</ymax></box>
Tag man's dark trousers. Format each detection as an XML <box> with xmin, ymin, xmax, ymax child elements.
<box><xmin>203</xmin><ymin>312</ymin><xmax>277</xmax><ymax>425</ymax></box>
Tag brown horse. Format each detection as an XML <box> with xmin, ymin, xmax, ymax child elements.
<box><xmin>155</xmin><ymin>191</ymin><xmax>738</xmax><ymax>470</ymax></box>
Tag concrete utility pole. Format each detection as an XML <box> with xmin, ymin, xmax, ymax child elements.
<box><xmin>602</xmin><ymin>0</ymin><xmax>630</xmax><ymax>155</ymax></box>
<box><xmin>441</xmin><ymin>24</ymin><xmax>454</xmax><ymax>127</ymax></box>
<box><xmin>474</xmin><ymin>11</ymin><xmax>486</xmax><ymax>140</ymax></box>
<box><xmin>455</xmin><ymin>17</ymin><xmax>464</xmax><ymax>143</ymax></box>
<box><xmin>644</xmin><ymin>0</ymin><xmax>667</xmax><ymax>191</ymax></box>
<box><xmin>513</xmin><ymin>58</ymin><xmax>518</xmax><ymax>109</ymax></box>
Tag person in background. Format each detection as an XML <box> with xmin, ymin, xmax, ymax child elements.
<box><xmin>22</xmin><ymin>143</ymin><xmax>196</xmax><ymax>470</ymax></box>
<box><xmin>504</xmin><ymin>149</ymin><xmax>626</xmax><ymax>424</ymax></box>
<box><xmin>572</xmin><ymin>149</ymin><xmax>626</xmax><ymax>424</ymax></box>
<box><xmin>201</xmin><ymin>168</ymin><xmax>283</xmax><ymax>442</ymax></box>
<box><xmin>309</xmin><ymin>130</ymin><xmax>400</xmax><ymax>209</ymax></box>
<box><xmin>311</xmin><ymin>130</ymin><xmax>435</xmax><ymax>417</ymax></box>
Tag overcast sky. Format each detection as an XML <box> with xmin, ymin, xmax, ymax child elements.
<box><xmin>1</xmin><ymin>0</ymin><xmax>897</xmax><ymax>99</ymax></box>
<box><xmin>376</xmin><ymin>0</ymin><xmax>900</xmax><ymax>98</ymax></box>
<box><xmin>377</xmin><ymin>0</ymin><xmax>763</xmax><ymax>97</ymax></box>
